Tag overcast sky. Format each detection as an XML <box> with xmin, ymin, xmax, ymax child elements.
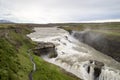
<box><xmin>0</xmin><ymin>0</ymin><xmax>120</xmax><ymax>23</ymax></box>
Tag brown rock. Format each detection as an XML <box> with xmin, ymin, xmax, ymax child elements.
<box><xmin>33</xmin><ymin>42</ymin><xmax>57</xmax><ymax>58</ymax></box>
<box><xmin>89</xmin><ymin>60</ymin><xmax>104</xmax><ymax>79</ymax></box>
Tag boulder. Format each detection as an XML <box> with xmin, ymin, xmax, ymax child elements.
<box><xmin>88</xmin><ymin>60</ymin><xmax>104</xmax><ymax>80</ymax></box>
<box><xmin>33</xmin><ymin>42</ymin><xmax>57</xmax><ymax>58</ymax></box>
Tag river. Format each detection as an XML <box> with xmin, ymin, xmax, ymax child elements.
<box><xmin>27</xmin><ymin>27</ymin><xmax>120</xmax><ymax>80</ymax></box>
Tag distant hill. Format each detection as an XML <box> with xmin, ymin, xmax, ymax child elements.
<box><xmin>0</xmin><ymin>20</ymin><xmax>14</xmax><ymax>23</ymax></box>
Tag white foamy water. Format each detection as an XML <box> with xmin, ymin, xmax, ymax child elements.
<box><xmin>27</xmin><ymin>27</ymin><xmax>120</xmax><ymax>80</ymax></box>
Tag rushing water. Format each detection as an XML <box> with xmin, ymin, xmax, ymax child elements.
<box><xmin>27</xmin><ymin>27</ymin><xmax>120</xmax><ymax>80</ymax></box>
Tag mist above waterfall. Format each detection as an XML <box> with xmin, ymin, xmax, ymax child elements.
<box><xmin>71</xmin><ymin>26</ymin><xmax>120</xmax><ymax>62</ymax></box>
<box><xmin>72</xmin><ymin>27</ymin><xmax>110</xmax><ymax>54</ymax></box>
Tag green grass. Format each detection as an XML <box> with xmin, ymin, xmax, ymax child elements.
<box><xmin>92</xmin><ymin>30</ymin><xmax>120</xmax><ymax>36</ymax></box>
<box><xmin>0</xmin><ymin>25</ymin><xmax>34</xmax><ymax>80</ymax></box>
<box><xmin>33</xmin><ymin>55</ymin><xmax>79</xmax><ymax>80</ymax></box>
<box><xmin>61</xmin><ymin>22</ymin><xmax>120</xmax><ymax>31</ymax></box>
<box><xmin>0</xmin><ymin>38</ymin><xmax>33</xmax><ymax>80</ymax></box>
<box><xmin>61</xmin><ymin>22</ymin><xmax>120</xmax><ymax>39</ymax></box>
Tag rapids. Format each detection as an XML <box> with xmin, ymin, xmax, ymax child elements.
<box><xmin>27</xmin><ymin>27</ymin><xmax>120</xmax><ymax>80</ymax></box>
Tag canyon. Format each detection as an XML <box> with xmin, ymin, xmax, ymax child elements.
<box><xmin>28</xmin><ymin>27</ymin><xmax>120</xmax><ymax>80</ymax></box>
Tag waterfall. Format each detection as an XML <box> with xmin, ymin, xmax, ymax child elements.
<box><xmin>28</xmin><ymin>27</ymin><xmax>120</xmax><ymax>80</ymax></box>
<box><xmin>79</xmin><ymin>60</ymin><xmax>120</xmax><ymax>80</ymax></box>
<box><xmin>99</xmin><ymin>67</ymin><xmax>120</xmax><ymax>80</ymax></box>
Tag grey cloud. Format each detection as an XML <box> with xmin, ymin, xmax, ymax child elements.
<box><xmin>0</xmin><ymin>0</ymin><xmax>120</xmax><ymax>23</ymax></box>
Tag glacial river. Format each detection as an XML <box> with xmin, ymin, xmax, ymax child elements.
<box><xmin>28</xmin><ymin>27</ymin><xmax>120</xmax><ymax>80</ymax></box>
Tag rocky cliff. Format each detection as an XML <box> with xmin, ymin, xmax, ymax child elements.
<box><xmin>33</xmin><ymin>42</ymin><xmax>58</xmax><ymax>58</ymax></box>
<box><xmin>72</xmin><ymin>31</ymin><xmax>120</xmax><ymax>62</ymax></box>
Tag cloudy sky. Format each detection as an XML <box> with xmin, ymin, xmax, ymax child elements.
<box><xmin>0</xmin><ymin>0</ymin><xmax>120</xmax><ymax>23</ymax></box>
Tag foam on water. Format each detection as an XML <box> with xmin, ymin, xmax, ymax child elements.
<box><xmin>27</xmin><ymin>27</ymin><xmax>120</xmax><ymax>80</ymax></box>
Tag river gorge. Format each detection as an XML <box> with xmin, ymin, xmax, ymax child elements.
<box><xmin>27</xmin><ymin>27</ymin><xmax>120</xmax><ymax>80</ymax></box>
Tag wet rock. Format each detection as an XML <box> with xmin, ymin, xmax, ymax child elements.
<box><xmin>33</xmin><ymin>42</ymin><xmax>57</xmax><ymax>58</ymax></box>
<box><xmin>73</xmin><ymin>31</ymin><xmax>120</xmax><ymax>62</ymax></box>
<box><xmin>89</xmin><ymin>60</ymin><xmax>104</xmax><ymax>68</ymax></box>
<box><xmin>88</xmin><ymin>60</ymin><xmax>104</xmax><ymax>80</ymax></box>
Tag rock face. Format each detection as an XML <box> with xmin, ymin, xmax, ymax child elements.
<box><xmin>83</xmin><ymin>60</ymin><xmax>104</xmax><ymax>80</ymax></box>
<box><xmin>89</xmin><ymin>60</ymin><xmax>104</xmax><ymax>80</ymax></box>
<box><xmin>33</xmin><ymin>42</ymin><xmax>57</xmax><ymax>58</ymax></box>
<box><xmin>72</xmin><ymin>31</ymin><xmax>120</xmax><ymax>62</ymax></box>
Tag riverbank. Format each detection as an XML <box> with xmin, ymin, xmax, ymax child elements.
<box><xmin>32</xmin><ymin>54</ymin><xmax>80</xmax><ymax>80</ymax></box>
<box><xmin>0</xmin><ymin>24</ymin><xmax>80</xmax><ymax>80</ymax></box>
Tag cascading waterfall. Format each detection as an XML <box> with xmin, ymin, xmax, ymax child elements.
<box><xmin>79</xmin><ymin>60</ymin><xmax>120</xmax><ymax>80</ymax></box>
<box><xmin>71</xmin><ymin>30</ymin><xmax>120</xmax><ymax>80</ymax></box>
<box><xmin>99</xmin><ymin>67</ymin><xmax>120</xmax><ymax>80</ymax></box>
<box><xmin>28</xmin><ymin>27</ymin><xmax>120</xmax><ymax>80</ymax></box>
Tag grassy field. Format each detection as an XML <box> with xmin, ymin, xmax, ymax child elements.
<box><xmin>61</xmin><ymin>22</ymin><xmax>120</xmax><ymax>40</ymax></box>
<box><xmin>0</xmin><ymin>24</ymin><xmax>80</xmax><ymax>80</ymax></box>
